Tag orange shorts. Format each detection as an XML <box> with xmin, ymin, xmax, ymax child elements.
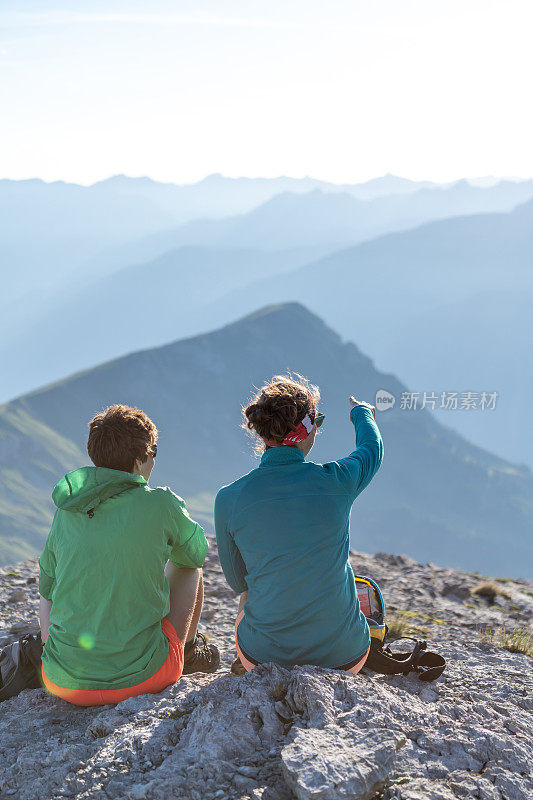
<box><xmin>234</xmin><ymin>609</ymin><xmax>370</xmax><ymax>675</ymax></box>
<box><xmin>41</xmin><ymin>618</ymin><xmax>184</xmax><ymax>707</ymax></box>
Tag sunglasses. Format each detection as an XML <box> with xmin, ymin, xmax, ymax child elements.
<box><xmin>314</xmin><ymin>413</ymin><xmax>325</xmax><ymax>428</ymax></box>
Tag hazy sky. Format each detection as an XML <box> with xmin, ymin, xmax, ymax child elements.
<box><xmin>1</xmin><ymin>0</ymin><xmax>532</xmax><ymax>185</ymax></box>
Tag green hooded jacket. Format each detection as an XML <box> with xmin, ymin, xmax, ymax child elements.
<box><xmin>39</xmin><ymin>467</ymin><xmax>208</xmax><ymax>690</ymax></box>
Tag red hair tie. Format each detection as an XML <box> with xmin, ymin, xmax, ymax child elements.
<box><xmin>263</xmin><ymin>413</ymin><xmax>314</xmax><ymax>447</ymax></box>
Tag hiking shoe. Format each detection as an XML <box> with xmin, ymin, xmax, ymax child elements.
<box><xmin>0</xmin><ymin>632</ymin><xmax>43</xmax><ymax>703</ymax></box>
<box><xmin>230</xmin><ymin>655</ymin><xmax>247</xmax><ymax>676</ymax></box>
<box><xmin>181</xmin><ymin>632</ymin><xmax>220</xmax><ymax>675</ymax></box>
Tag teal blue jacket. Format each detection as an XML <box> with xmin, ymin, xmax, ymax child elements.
<box><xmin>214</xmin><ymin>405</ymin><xmax>384</xmax><ymax>668</ymax></box>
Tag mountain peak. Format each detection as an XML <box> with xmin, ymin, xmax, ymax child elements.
<box><xmin>214</xmin><ymin>302</ymin><xmax>345</xmax><ymax>351</ymax></box>
<box><xmin>91</xmin><ymin>174</ymin><xmax>161</xmax><ymax>188</ymax></box>
<box><xmin>234</xmin><ymin>300</ymin><xmax>311</xmax><ymax>321</ymax></box>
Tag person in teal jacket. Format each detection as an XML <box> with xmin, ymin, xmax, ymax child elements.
<box><xmin>214</xmin><ymin>373</ymin><xmax>384</xmax><ymax>674</ymax></box>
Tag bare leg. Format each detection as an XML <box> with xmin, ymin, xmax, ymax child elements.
<box><xmin>164</xmin><ymin>563</ymin><xmax>203</xmax><ymax>644</ymax></box>
<box><xmin>185</xmin><ymin>570</ymin><xmax>204</xmax><ymax>643</ymax></box>
<box><xmin>231</xmin><ymin>591</ymin><xmax>249</xmax><ymax>674</ymax></box>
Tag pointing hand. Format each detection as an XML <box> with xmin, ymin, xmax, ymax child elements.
<box><xmin>349</xmin><ymin>396</ymin><xmax>376</xmax><ymax>419</ymax></box>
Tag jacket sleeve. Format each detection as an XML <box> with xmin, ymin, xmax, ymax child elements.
<box><xmin>324</xmin><ymin>405</ymin><xmax>384</xmax><ymax>500</ymax></box>
<box><xmin>163</xmin><ymin>489</ymin><xmax>209</xmax><ymax>569</ymax></box>
<box><xmin>39</xmin><ymin>515</ymin><xmax>58</xmax><ymax>600</ymax></box>
<box><xmin>214</xmin><ymin>488</ymin><xmax>248</xmax><ymax>594</ymax></box>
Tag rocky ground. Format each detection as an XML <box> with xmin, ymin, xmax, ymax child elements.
<box><xmin>0</xmin><ymin>544</ymin><xmax>532</xmax><ymax>800</ymax></box>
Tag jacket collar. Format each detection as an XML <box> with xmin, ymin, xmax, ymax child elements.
<box><xmin>259</xmin><ymin>446</ymin><xmax>305</xmax><ymax>466</ymax></box>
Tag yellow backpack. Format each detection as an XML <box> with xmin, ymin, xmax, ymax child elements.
<box><xmin>354</xmin><ymin>575</ymin><xmax>445</xmax><ymax>682</ymax></box>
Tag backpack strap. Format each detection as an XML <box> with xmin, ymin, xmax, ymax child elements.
<box><xmin>415</xmin><ymin>650</ymin><xmax>447</xmax><ymax>682</ymax></box>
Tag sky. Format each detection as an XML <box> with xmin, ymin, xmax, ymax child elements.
<box><xmin>1</xmin><ymin>0</ymin><xmax>532</xmax><ymax>186</ymax></box>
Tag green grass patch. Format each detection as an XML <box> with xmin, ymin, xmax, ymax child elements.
<box><xmin>472</xmin><ymin>581</ymin><xmax>512</xmax><ymax>603</ymax></box>
<box><xmin>480</xmin><ymin>624</ymin><xmax>533</xmax><ymax>657</ymax></box>
<box><xmin>387</xmin><ymin>611</ymin><xmax>431</xmax><ymax>640</ymax></box>
<box><xmin>390</xmin><ymin>609</ymin><xmax>445</xmax><ymax>625</ymax></box>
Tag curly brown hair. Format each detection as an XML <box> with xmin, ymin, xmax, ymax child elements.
<box><xmin>87</xmin><ymin>404</ymin><xmax>158</xmax><ymax>473</ymax></box>
<box><xmin>243</xmin><ymin>373</ymin><xmax>320</xmax><ymax>450</ymax></box>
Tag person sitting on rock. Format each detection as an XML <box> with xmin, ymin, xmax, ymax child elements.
<box><xmin>215</xmin><ymin>374</ymin><xmax>383</xmax><ymax>675</ymax></box>
<box><xmin>39</xmin><ymin>404</ymin><xmax>220</xmax><ymax>706</ymax></box>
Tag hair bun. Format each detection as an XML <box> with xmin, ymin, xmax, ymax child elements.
<box><xmin>242</xmin><ymin>373</ymin><xmax>320</xmax><ymax>448</ymax></box>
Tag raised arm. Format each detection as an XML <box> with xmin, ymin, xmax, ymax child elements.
<box><xmin>326</xmin><ymin>398</ymin><xmax>384</xmax><ymax>500</ymax></box>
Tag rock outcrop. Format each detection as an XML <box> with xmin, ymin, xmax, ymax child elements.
<box><xmin>1</xmin><ymin>546</ymin><xmax>531</xmax><ymax>799</ymax></box>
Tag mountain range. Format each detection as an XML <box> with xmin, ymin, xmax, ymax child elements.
<box><xmin>144</xmin><ymin>179</ymin><xmax>533</xmax><ymax>251</ymax></box>
<box><xmin>2</xmin><ymin>172</ymin><xmax>439</xmax><ymax>303</ymax></box>
<box><xmin>1</xmin><ymin>303</ymin><xmax>531</xmax><ymax>578</ymax></box>
<box><xmin>4</xmin><ymin>196</ymin><xmax>531</xmax><ymax>472</ymax></box>
<box><xmin>2</xmin><ymin>174</ymin><xmax>533</xmax><ymax>362</ymax></box>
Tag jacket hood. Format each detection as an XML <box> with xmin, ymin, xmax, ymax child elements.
<box><xmin>52</xmin><ymin>466</ymin><xmax>146</xmax><ymax>514</ymax></box>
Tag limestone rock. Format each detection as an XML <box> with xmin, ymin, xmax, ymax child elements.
<box><xmin>7</xmin><ymin>588</ymin><xmax>26</xmax><ymax>603</ymax></box>
<box><xmin>282</xmin><ymin>727</ymin><xmax>405</xmax><ymax>799</ymax></box>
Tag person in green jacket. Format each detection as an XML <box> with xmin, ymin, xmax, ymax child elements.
<box><xmin>215</xmin><ymin>374</ymin><xmax>383</xmax><ymax>674</ymax></box>
<box><xmin>39</xmin><ymin>404</ymin><xmax>219</xmax><ymax>706</ymax></box>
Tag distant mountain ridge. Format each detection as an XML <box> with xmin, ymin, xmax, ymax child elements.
<box><xmin>3</xmin><ymin>187</ymin><xmax>533</xmax><ymax>405</ymax></box>
<box><xmin>109</xmin><ymin>179</ymin><xmax>533</xmax><ymax>260</ymax></box>
<box><xmin>3</xmin><ymin>172</ymin><xmax>531</xmax><ymax>247</ymax></box>
<box><xmin>1</xmin><ymin>303</ymin><xmax>531</xmax><ymax>578</ymax></box>
<box><xmin>2</xmin><ymin>172</ymin><xmax>533</xmax><ymax>356</ymax></box>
